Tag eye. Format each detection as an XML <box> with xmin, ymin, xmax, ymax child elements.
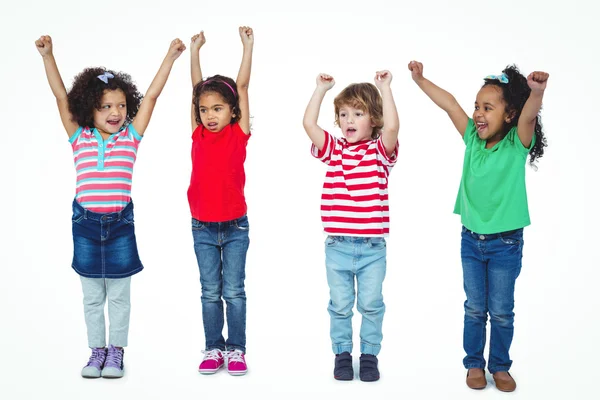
<box><xmin>119</xmin><ymin>104</ymin><xmax>126</xmax><ymax>109</ymax></box>
<box><xmin>485</xmin><ymin>106</ymin><xmax>491</xmax><ymax>111</ymax></box>
<box><xmin>474</xmin><ymin>106</ymin><xmax>479</xmax><ymax>111</ymax></box>
<box><xmin>102</xmin><ymin>105</ymin><xmax>110</xmax><ymax>109</ymax></box>
<box><xmin>215</xmin><ymin>107</ymin><xmax>222</xmax><ymax>112</ymax></box>
<box><xmin>340</xmin><ymin>113</ymin><xmax>346</xmax><ymax>117</ymax></box>
<box><xmin>356</xmin><ymin>112</ymin><xmax>363</xmax><ymax>117</ymax></box>
<box><xmin>200</xmin><ymin>109</ymin><xmax>206</xmax><ymax>113</ymax></box>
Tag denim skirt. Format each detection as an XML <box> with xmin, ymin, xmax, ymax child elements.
<box><xmin>71</xmin><ymin>199</ymin><xmax>144</xmax><ymax>278</ymax></box>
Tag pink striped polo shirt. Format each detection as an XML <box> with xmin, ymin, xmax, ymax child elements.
<box><xmin>69</xmin><ymin>125</ymin><xmax>142</xmax><ymax>213</ymax></box>
<box><xmin>312</xmin><ymin>131</ymin><xmax>398</xmax><ymax>237</ymax></box>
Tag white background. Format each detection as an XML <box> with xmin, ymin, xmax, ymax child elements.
<box><xmin>1</xmin><ymin>0</ymin><xmax>599</xmax><ymax>399</ymax></box>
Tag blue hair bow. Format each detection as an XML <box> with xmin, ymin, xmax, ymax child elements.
<box><xmin>97</xmin><ymin>71</ymin><xmax>114</xmax><ymax>84</ymax></box>
<box><xmin>485</xmin><ymin>73</ymin><xmax>509</xmax><ymax>83</ymax></box>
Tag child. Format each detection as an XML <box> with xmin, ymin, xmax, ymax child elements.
<box><xmin>36</xmin><ymin>35</ymin><xmax>184</xmax><ymax>378</ymax></box>
<box><xmin>408</xmin><ymin>61</ymin><xmax>549</xmax><ymax>392</ymax></box>
<box><xmin>188</xmin><ymin>27</ymin><xmax>253</xmax><ymax>376</ymax></box>
<box><xmin>303</xmin><ymin>71</ymin><xmax>400</xmax><ymax>382</ymax></box>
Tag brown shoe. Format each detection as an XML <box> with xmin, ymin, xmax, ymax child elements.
<box><xmin>493</xmin><ymin>371</ymin><xmax>517</xmax><ymax>392</ymax></box>
<box><xmin>466</xmin><ymin>368</ymin><xmax>487</xmax><ymax>389</ymax></box>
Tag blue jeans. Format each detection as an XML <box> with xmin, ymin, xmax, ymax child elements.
<box><xmin>325</xmin><ymin>236</ymin><xmax>387</xmax><ymax>356</ymax></box>
<box><xmin>192</xmin><ymin>215</ymin><xmax>250</xmax><ymax>352</ymax></box>
<box><xmin>461</xmin><ymin>226</ymin><xmax>524</xmax><ymax>373</ymax></box>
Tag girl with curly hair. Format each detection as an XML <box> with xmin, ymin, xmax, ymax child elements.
<box><xmin>408</xmin><ymin>61</ymin><xmax>549</xmax><ymax>392</ymax></box>
<box><xmin>35</xmin><ymin>35</ymin><xmax>185</xmax><ymax>378</ymax></box>
<box><xmin>187</xmin><ymin>27</ymin><xmax>253</xmax><ymax>376</ymax></box>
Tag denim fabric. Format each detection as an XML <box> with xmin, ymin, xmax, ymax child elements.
<box><xmin>461</xmin><ymin>226</ymin><xmax>524</xmax><ymax>373</ymax></box>
<box><xmin>192</xmin><ymin>215</ymin><xmax>250</xmax><ymax>353</ymax></box>
<box><xmin>80</xmin><ymin>276</ymin><xmax>131</xmax><ymax>348</ymax></box>
<box><xmin>325</xmin><ymin>236</ymin><xmax>387</xmax><ymax>356</ymax></box>
<box><xmin>72</xmin><ymin>200</ymin><xmax>143</xmax><ymax>278</ymax></box>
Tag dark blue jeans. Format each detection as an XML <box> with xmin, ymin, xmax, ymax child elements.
<box><xmin>461</xmin><ymin>226</ymin><xmax>524</xmax><ymax>373</ymax></box>
<box><xmin>192</xmin><ymin>215</ymin><xmax>250</xmax><ymax>353</ymax></box>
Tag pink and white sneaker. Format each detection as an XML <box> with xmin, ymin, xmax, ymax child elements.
<box><xmin>198</xmin><ymin>349</ymin><xmax>225</xmax><ymax>374</ymax></box>
<box><xmin>226</xmin><ymin>349</ymin><xmax>248</xmax><ymax>376</ymax></box>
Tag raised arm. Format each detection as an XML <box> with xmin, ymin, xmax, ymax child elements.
<box><xmin>408</xmin><ymin>61</ymin><xmax>469</xmax><ymax>137</ymax></box>
<box><xmin>303</xmin><ymin>74</ymin><xmax>335</xmax><ymax>151</ymax></box>
<box><xmin>236</xmin><ymin>26</ymin><xmax>254</xmax><ymax>134</ymax></box>
<box><xmin>190</xmin><ymin>31</ymin><xmax>206</xmax><ymax>131</ymax></box>
<box><xmin>132</xmin><ymin>38</ymin><xmax>185</xmax><ymax>135</ymax></box>
<box><xmin>517</xmin><ymin>71</ymin><xmax>549</xmax><ymax>148</ymax></box>
<box><xmin>35</xmin><ymin>35</ymin><xmax>79</xmax><ymax>137</ymax></box>
<box><xmin>374</xmin><ymin>70</ymin><xmax>399</xmax><ymax>157</ymax></box>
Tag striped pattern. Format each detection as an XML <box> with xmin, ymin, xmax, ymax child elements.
<box><xmin>70</xmin><ymin>125</ymin><xmax>142</xmax><ymax>213</ymax></box>
<box><xmin>312</xmin><ymin>131</ymin><xmax>398</xmax><ymax>237</ymax></box>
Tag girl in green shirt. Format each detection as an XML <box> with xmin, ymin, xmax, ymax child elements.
<box><xmin>408</xmin><ymin>62</ymin><xmax>549</xmax><ymax>392</ymax></box>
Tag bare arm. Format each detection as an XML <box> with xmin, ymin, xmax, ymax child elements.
<box><xmin>517</xmin><ymin>71</ymin><xmax>549</xmax><ymax>148</ymax></box>
<box><xmin>408</xmin><ymin>61</ymin><xmax>469</xmax><ymax>137</ymax></box>
<box><xmin>236</xmin><ymin>26</ymin><xmax>254</xmax><ymax>135</ymax></box>
<box><xmin>133</xmin><ymin>38</ymin><xmax>185</xmax><ymax>136</ymax></box>
<box><xmin>374</xmin><ymin>70</ymin><xmax>399</xmax><ymax>157</ymax></box>
<box><xmin>302</xmin><ymin>74</ymin><xmax>335</xmax><ymax>151</ymax></box>
<box><xmin>189</xmin><ymin>31</ymin><xmax>206</xmax><ymax>131</ymax></box>
<box><xmin>35</xmin><ymin>35</ymin><xmax>79</xmax><ymax>137</ymax></box>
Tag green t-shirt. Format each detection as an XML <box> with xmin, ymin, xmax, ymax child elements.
<box><xmin>453</xmin><ymin>118</ymin><xmax>535</xmax><ymax>234</ymax></box>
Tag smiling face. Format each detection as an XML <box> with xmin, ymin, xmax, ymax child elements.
<box><xmin>337</xmin><ymin>104</ymin><xmax>375</xmax><ymax>143</ymax></box>
<box><xmin>93</xmin><ymin>89</ymin><xmax>127</xmax><ymax>136</ymax></box>
<box><xmin>198</xmin><ymin>92</ymin><xmax>235</xmax><ymax>132</ymax></box>
<box><xmin>473</xmin><ymin>85</ymin><xmax>514</xmax><ymax>146</ymax></box>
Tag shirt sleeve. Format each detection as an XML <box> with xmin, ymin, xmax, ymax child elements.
<box><xmin>463</xmin><ymin>118</ymin><xmax>477</xmax><ymax>145</ymax></box>
<box><xmin>511</xmin><ymin>126</ymin><xmax>536</xmax><ymax>154</ymax></box>
<box><xmin>376</xmin><ymin>136</ymin><xmax>398</xmax><ymax>167</ymax></box>
<box><xmin>127</xmin><ymin>124</ymin><xmax>143</xmax><ymax>146</ymax></box>
<box><xmin>311</xmin><ymin>130</ymin><xmax>336</xmax><ymax>165</ymax></box>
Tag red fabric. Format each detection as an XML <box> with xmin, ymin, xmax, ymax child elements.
<box><xmin>187</xmin><ymin>122</ymin><xmax>250</xmax><ymax>222</ymax></box>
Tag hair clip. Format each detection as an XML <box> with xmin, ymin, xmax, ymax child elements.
<box><xmin>97</xmin><ymin>72</ymin><xmax>115</xmax><ymax>84</ymax></box>
<box><xmin>485</xmin><ymin>73</ymin><xmax>509</xmax><ymax>84</ymax></box>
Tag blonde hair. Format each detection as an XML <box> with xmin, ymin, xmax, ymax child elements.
<box><xmin>333</xmin><ymin>83</ymin><xmax>383</xmax><ymax>139</ymax></box>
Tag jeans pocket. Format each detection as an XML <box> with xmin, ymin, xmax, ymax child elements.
<box><xmin>325</xmin><ymin>236</ymin><xmax>338</xmax><ymax>247</ymax></box>
<box><xmin>121</xmin><ymin>214</ymin><xmax>135</xmax><ymax>226</ymax></box>
<box><xmin>499</xmin><ymin>229</ymin><xmax>523</xmax><ymax>246</ymax></box>
<box><xmin>72</xmin><ymin>209</ymin><xmax>85</xmax><ymax>224</ymax></box>
<box><xmin>234</xmin><ymin>216</ymin><xmax>249</xmax><ymax>231</ymax></box>
<box><xmin>192</xmin><ymin>218</ymin><xmax>206</xmax><ymax>231</ymax></box>
<box><xmin>368</xmin><ymin>237</ymin><xmax>386</xmax><ymax>249</ymax></box>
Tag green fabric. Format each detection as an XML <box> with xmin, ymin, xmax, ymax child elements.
<box><xmin>453</xmin><ymin>118</ymin><xmax>535</xmax><ymax>234</ymax></box>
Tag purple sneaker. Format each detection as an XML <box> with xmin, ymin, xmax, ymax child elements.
<box><xmin>101</xmin><ymin>345</ymin><xmax>125</xmax><ymax>378</ymax></box>
<box><xmin>226</xmin><ymin>349</ymin><xmax>248</xmax><ymax>376</ymax></box>
<box><xmin>81</xmin><ymin>347</ymin><xmax>107</xmax><ymax>378</ymax></box>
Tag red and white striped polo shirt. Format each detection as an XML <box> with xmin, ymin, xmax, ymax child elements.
<box><xmin>312</xmin><ymin>131</ymin><xmax>398</xmax><ymax>237</ymax></box>
<box><xmin>69</xmin><ymin>125</ymin><xmax>142</xmax><ymax>213</ymax></box>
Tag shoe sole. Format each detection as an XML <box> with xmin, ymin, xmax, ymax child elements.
<box><xmin>198</xmin><ymin>366</ymin><xmax>223</xmax><ymax>374</ymax></box>
<box><xmin>228</xmin><ymin>370</ymin><xmax>248</xmax><ymax>376</ymax></box>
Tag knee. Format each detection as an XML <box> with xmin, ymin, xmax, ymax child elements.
<box><xmin>464</xmin><ymin>301</ymin><xmax>488</xmax><ymax>320</ymax></box>
<box><xmin>222</xmin><ymin>285</ymin><xmax>246</xmax><ymax>302</ymax></box>
<box><xmin>489</xmin><ymin>310</ymin><xmax>514</xmax><ymax>326</ymax></box>
<box><xmin>201</xmin><ymin>284</ymin><xmax>223</xmax><ymax>302</ymax></box>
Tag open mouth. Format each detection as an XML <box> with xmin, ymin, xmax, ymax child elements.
<box><xmin>207</xmin><ymin>122</ymin><xmax>218</xmax><ymax>128</ymax></box>
<box><xmin>107</xmin><ymin>119</ymin><xmax>121</xmax><ymax>126</ymax></box>
<box><xmin>476</xmin><ymin>122</ymin><xmax>487</xmax><ymax>133</ymax></box>
<box><xmin>346</xmin><ymin>128</ymin><xmax>356</xmax><ymax>136</ymax></box>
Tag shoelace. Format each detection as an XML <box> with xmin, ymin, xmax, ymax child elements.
<box><xmin>86</xmin><ymin>348</ymin><xmax>106</xmax><ymax>366</ymax></box>
<box><xmin>226</xmin><ymin>350</ymin><xmax>245</xmax><ymax>363</ymax></box>
<box><xmin>202</xmin><ymin>349</ymin><xmax>223</xmax><ymax>361</ymax></box>
<box><xmin>106</xmin><ymin>346</ymin><xmax>123</xmax><ymax>366</ymax></box>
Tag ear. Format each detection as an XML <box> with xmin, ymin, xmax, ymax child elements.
<box><xmin>505</xmin><ymin>109</ymin><xmax>517</xmax><ymax>123</ymax></box>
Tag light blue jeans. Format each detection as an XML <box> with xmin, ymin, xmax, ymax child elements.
<box><xmin>80</xmin><ymin>276</ymin><xmax>131</xmax><ymax>348</ymax></box>
<box><xmin>325</xmin><ymin>236</ymin><xmax>387</xmax><ymax>356</ymax></box>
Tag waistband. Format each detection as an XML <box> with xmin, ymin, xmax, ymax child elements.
<box><xmin>193</xmin><ymin>214</ymin><xmax>247</xmax><ymax>226</ymax></box>
<box><xmin>73</xmin><ymin>199</ymin><xmax>134</xmax><ymax>222</ymax></box>
<box><xmin>462</xmin><ymin>226</ymin><xmax>523</xmax><ymax>241</ymax></box>
<box><xmin>327</xmin><ymin>236</ymin><xmax>385</xmax><ymax>242</ymax></box>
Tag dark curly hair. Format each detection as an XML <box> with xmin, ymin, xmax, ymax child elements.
<box><xmin>483</xmin><ymin>65</ymin><xmax>547</xmax><ymax>167</ymax></box>
<box><xmin>67</xmin><ymin>67</ymin><xmax>143</xmax><ymax>128</ymax></box>
<box><xmin>192</xmin><ymin>75</ymin><xmax>240</xmax><ymax>126</ymax></box>
<box><xmin>333</xmin><ymin>83</ymin><xmax>383</xmax><ymax>139</ymax></box>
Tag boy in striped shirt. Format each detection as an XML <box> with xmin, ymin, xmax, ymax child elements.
<box><xmin>303</xmin><ymin>71</ymin><xmax>399</xmax><ymax>382</ymax></box>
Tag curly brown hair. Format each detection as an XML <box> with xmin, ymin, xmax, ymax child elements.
<box><xmin>192</xmin><ymin>75</ymin><xmax>240</xmax><ymax>127</ymax></box>
<box><xmin>333</xmin><ymin>83</ymin><xmax>383</xmax><ymax>139</ymax></box>
<box><xmin>67</xmin><ymin>67</ymin><xmax>142</xmax><ymax>128</ymax></box>
<box><xmin>483</xmin><ymin>65</ymin><xmax>548</xmax><ymax>167</ymax></box>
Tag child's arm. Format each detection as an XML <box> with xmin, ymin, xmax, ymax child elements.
<box><xmin>408</xmin><ymin>61</ymin><xmax>469</xmax><ymax>137</ymax></box>
<box><xmin>517</xmin><ymin>71</ymin><xmax>549</xmax><ymax>148</ymax></box>
<box><xmin>35</xmin><ymin>35</ymin><xmax>79</xmax><ymax>137</ymax></box>
<box><xmin>236</xmin><ymin>26</ymin><xmax>254</xmax><ymax>135</ymax></box>
<box><xmin>132</xmin><ymin>38</ymin><xmax>185</xmax><ymax>136</ymax></box>
<box><xmin>190</xmin><ymin>31</ymin><xmax>206</xmax><ymax>131</ymax></box>
<box><xmin>374</xmin><ymin>70</ymin><xmax>399</xmax><ymax>157</ymax></box>
<box><xmin>303</xmin><ymin>74</ymin><xmax>335</xmax><ymax>151</ymax></box>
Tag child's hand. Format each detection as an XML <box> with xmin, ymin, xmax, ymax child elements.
<box><xmin>408</xmin><ymin>61</ymin><xmax>424</xmax><ymax>82</ymax></box>
<box><xmin>316</xmin><ymin>73</ymin><xmax>335</xmax><ymax>90</ymax></box>
<box><xmin>375</xmin><ymin>70</ymin><xmax>392</xmax><ymax>88</ymax></box>
<box><xmin>527</xmin><ymin>71</ymin><xmax>549</xmax><ymax>92</ymax></box>
<box><xmin>167</xmin><ymin>38</ymin><xmax>186</xmax><ymax>60</ymax></box>
<box><xmin>239</xmin><ymin>26</ymin><xmax>254</xmax><ymax>46</ymax></box>
<box><xmin>35</xmin><ymin>35</ymin><xmax>53</xmax><ymax>57</ymax></box>
<box><xmin>191</xmin><ymin>31</ymin><xmax>206</xmax><ymax>52</ymax></box>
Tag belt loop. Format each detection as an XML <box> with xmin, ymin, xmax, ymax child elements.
<box><xmin>83</xmin><ymin>209</ymin><xmax>88</xmax><ymax>220</ymax></box>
